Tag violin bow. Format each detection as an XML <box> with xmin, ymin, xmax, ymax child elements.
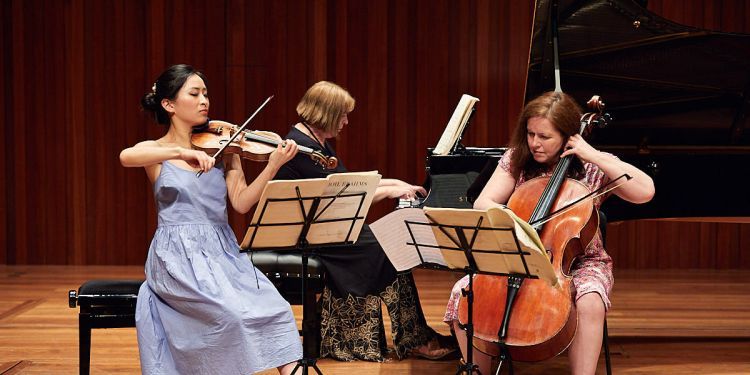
<box><xmin>196</xmin><ymin>95</ymin><xmax>274</xmax><ymax>177</ymax></box>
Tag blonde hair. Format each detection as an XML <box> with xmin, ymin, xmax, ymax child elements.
<box><xmin>296</xmin><ymin>81</ymin><xmax>355</xmax><ymax>134</ymax></box>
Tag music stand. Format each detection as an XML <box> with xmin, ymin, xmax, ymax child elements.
<box><xmin>450</xmin><ymin>107</ymin><xmax>477</xmax><ymax>155</ymax></box>
<box><xmin>401</xmin><ymin>208</ymin><xmax>552</xmax><ymax>375</ymax></box>
<box><xmin>240</xmin><ymin>177</ymin><xmax>376</xmax><ymax>375</ymax></box>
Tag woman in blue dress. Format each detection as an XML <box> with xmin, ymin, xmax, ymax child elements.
<box><xmin>120</xmin><ymin>64</ymin><xmax>303</xmax><ymax>374</ymax></box>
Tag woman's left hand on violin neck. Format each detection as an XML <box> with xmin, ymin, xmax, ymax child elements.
<box><xmin>267</xmin><ymin>140</ymin><xmax>299</xmax><ymax>171</ymax></box>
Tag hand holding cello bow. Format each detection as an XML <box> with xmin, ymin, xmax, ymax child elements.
<box><xmin>447</xmin><ymin>92</ymin><xmax>654</xmax><ymax>375</ymax></box>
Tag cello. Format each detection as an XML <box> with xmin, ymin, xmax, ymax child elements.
<box><xmin>457</xmin><ymin>96</ymin><xmax>610</xmax><ymax>362</ymax></box>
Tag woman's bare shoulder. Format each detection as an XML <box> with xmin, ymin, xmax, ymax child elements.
<box><xmin>131</xmin><ymin>139</ymin><xmax>162</xmax><ymax>148</ymax></box>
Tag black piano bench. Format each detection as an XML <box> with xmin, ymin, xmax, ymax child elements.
<box><xmin>68</xmin><ymin>279</ymin><xmax>143</xmax><ymax>375</ymax></box>
<box><xmin>250</xmin><ymin>251</ymin><xmax>325</xmax><ymax>357</ymax></box>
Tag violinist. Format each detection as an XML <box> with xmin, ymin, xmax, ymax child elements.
<box><xmin>444</xmin><ymin>91</ymin><xmax>655</xmax><ymax>375</ymax></box>
<box><xmin>274</xmin><ymin>81</ymin><xmax>457</xmax><ymax>362</ymax></box>
<box><xmin>119</xmin><ymin>64</ymin><xmax>302</xmax><ymax>375</ymax></box>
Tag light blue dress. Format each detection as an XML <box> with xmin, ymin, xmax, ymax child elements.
<box><xmin>135</xmin><ymin>161</ymin><xmax>302</xmax><ymax>374</ymax></box>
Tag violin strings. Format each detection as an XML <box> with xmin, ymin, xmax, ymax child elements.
<box><xmin>528</xmin><ymin>174</ymin><xmax>631</xmax><ymax>228</ymax></box>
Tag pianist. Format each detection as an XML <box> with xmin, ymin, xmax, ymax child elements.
<box><xmin>274</xmin><ymin>81</ymin><xmax>456</xmax><ymax>362</ymax></box>
<box><xmin>444</xmin><ymin>91</ymin><xmax>655</xmax><ymax>374</ymax></box>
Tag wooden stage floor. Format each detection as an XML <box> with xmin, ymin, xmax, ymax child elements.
<box><xmin>1</xmin><ymin>266</ymin><xmax>748</xmax><ymax>374</ymax></box>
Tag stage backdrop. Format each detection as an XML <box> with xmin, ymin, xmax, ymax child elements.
<box><xmin>1</xmin><ymin>0</ymin><xmax>748</xmax><ymax>267</ymax></box>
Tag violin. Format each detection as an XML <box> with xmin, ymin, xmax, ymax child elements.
<box><xmin>191</xmin><ymin>120</ymin><xmax>338</xmax><ymax>170</ymax></box>
<box><xmin>457</xmin><ymin>96</ymin><xmax>611</xmax><ymax>362</ymax></box>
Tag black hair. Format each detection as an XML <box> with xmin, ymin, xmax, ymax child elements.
<box><xmin>140</xmin><ymin>64</ymin><xmax>208</xmax><ymax>125</ymax></box>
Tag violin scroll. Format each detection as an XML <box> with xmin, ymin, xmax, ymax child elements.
<box><xmin>310</xmin><ymin>151</ymin><xmax>339</xmax><ymax>170</ymax></box>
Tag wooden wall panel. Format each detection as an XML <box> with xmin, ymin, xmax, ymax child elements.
<box><xmin>0</xmin><ymin>0</ymin><xmax>8</xmax><ymax>265</ymax></box>
<box><xmin>741</xmin><ymin>225</ymin><xmax>750</xmax><ymax>268</ymax></box>
<box><xmin>8</xmin><ymin>0</ymin><xmax>29</xmax><ymax>265</ymax></box>
<box><xmin>45</xmin><ymin>0</ymin><xmax>68</xmax><ymax>264</ymax></box>
<box><xmin>1</xmin><ymin>0</ymin><xmax>748</xmax><ymax>267</ymax></box>
<box><xmin>607</xmin><ymin>220</ymin><xmax>750</xmax><ymax>269</ymax></box>
<box><xmin>64</xmin><ymin>0</ymin><xmax>86</xmax><ymax>266</ymax></box>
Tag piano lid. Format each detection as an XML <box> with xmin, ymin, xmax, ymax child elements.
<box><xmin>526</xmin><ymin>0</ymin><xmax>750</xmax><ymax>149</ymax></box>
<box><xmin>525</xmin><ymin>0</ymin><xmax>750</xmax><ymax>221</ymax></box>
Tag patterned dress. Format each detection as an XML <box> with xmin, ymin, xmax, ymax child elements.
<box><xmin>445</xmin><ymin>149</ymin><xmax>615</xmax><ymax>323</ymax></box>
<box><xmin>274</xmin><ymin>127</ymin><xmax>438</xmax><ymax>362</ymax></box>
<box><xmin>135</xmin><ymin>161</ymin><xmax>302</xmax><ymax>374</ymax></box>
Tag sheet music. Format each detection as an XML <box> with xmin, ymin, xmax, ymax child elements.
<box><xmin>485</xmin><ymin>207</ymin><xmax>555</xmax><ymax>284</ymax></box>
<box><xmin>318</xmin><ymin>171</ymin><xmax>380</xmax><ymax>223</ymax></box>
<box><xmin>370</xmin><ymin>208</ymin><xmax>447</xmax><ymax>271</ymax></box>
<box><xmin>240</xmin><ymin>172</ymin><xmax>380</xmax><ymax>249</ymax></box>
<box><xmin>433</xmin><ymin>94</ymin><xmax>480</xmax><ymax>155</ymax></box>
<box><xmin>372</xmin><ymin>206</ymin><xmax>556</xmax><ymax>284</ymax></box>
<box><xmin>424</xmin><ymin>207</ymin><xmax>557</xmax><ymax>285</ymax></box>
<box><xmin>423</xmin><ymin>208</ymin><xmax>502</xmax><ymax>271</ymax></box>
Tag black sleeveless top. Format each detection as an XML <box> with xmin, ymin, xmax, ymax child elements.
<box><xmin>272</xmin><ymin>126</ymin><xmax>398</xmax><ymax>298</ymax></box>
<box><xmin>275</xmin><ymin>127</ymin><xmax>347</xmax><ymax>180</ymax></box>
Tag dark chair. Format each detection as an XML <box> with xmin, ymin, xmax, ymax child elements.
<box><xmin>68</xmin><ymin>279</ymin><xmax>143</xmax><ymax>375</ymax></box>
<box><xmin>68</xmin><ymin>253</ymin><xmax>325</xmax><ymax>374</ymax></box>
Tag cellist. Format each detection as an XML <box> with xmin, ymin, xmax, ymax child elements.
<box><xmin>444</xmin><ymin>91</ymin><xmax>655</xmax><ymax>375</ymax></box>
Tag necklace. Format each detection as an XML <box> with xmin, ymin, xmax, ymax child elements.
<box><xmin>300</xmin><ymin>121</ymin><xmax>326</xmax><ymax>149</ymax></box>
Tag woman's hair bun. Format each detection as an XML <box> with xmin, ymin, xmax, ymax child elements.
<box><xmin>141</xmin><ymin>92</ymin><xmax>159</xmax><ymax>111</ymax></box>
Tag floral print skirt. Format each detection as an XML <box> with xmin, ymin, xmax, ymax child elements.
<box><xmin>319</xmin><ymin>273</ymin><xmax>437</xmax><ymax>361</ymax></box>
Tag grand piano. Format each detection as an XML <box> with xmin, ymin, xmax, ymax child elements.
<box><xmin>424</xmin><ymin>0</ymin><xmax>750</xmax><ymax>222</ymax></box>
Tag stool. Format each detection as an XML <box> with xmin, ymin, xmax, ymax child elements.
<box><xmin>69</xmin><ymin>257</ymin><xmax>324</xmax><ymax>373</ymax></box>
<box><xmin>68</xmin><ymin>279</ymin><xmax>143</xmax><ymax>375</ymax></box>
<box><xmin>249</xmin><ymin>251</ymin><xmax>326</xmax><ymax>357</ymax></box>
